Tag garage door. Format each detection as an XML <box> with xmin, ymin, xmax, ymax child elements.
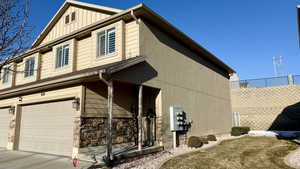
<box><xmin>19</xmin><ymin>100</ymin><xmax>74</xmax><ymax>156</ymax></box>
<box><xmin>0</xmin><ymin>108</ymin><xmax>9</xmax><ymax>148</ymax></box>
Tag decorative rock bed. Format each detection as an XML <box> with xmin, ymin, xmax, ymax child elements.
<box><xmin>112</xmin><ymin>134</ymin><xmax>244</xmax><ymax>169</ymax></box>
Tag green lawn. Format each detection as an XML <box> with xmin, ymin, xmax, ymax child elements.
<box><xmin>160</xmin><ymin>137</ymin><xmax>298</xmax><ymax>169</ymax></box>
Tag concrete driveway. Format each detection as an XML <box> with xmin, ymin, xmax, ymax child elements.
<box><xmin>0</xmin><ymin>148</ymin><xmax>96</xmax><ymax>169</ymax></box>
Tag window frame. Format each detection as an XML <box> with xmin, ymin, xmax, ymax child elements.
<box><xmin>96</xmin><ymin>27</ymin><xmax>116</xmax><ymax>57</ymax></box>
<box><xmin>2</xmin><ymin>67</ymin><xmax>10</xmax><ymax>84</ymax></box>
<box><xmin>55</xmin><ymin>44</ymin><xmax>70</xmax><ymax>69</ymax></box>
<box><xmin>71</xmin><ymin>12</ymin><xmax>76</xmax><ymax>22</ymax></box>
<box><xmin>65</xmin><ymin>15</ymin><xmax>70</xmax><ymax>24</ymax></box>
<box><xmin>24</xmin><ymin>57</ymin><xmax>35</xmax><ymax>78</ymax></box>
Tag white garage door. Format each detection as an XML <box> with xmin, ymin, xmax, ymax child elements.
<box><xmin>0</xmin><ymin>108</ymin><xmax>9</xmax><ymax>148</ymax></box>
<box><xmin>19</xmin><ymin>100</ymin><xmax>74</xmax><ymax>156</ymax></box>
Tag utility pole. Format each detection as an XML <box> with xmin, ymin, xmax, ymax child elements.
<box><xmin>273</xmin><ymin>56</ymin><xmax>283</xmax><ymax>77</ymax></box>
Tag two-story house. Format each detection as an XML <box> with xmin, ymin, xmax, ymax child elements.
<box><xmin>0</xmin><ymin>0</ymin><xmax>235</xmax><ymax>158</ymax></box>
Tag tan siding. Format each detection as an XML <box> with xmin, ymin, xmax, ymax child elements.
<box><xmin>125</xmin><ymin>21</ymin><xmax>139</xmax><ymax>59</ymax></box>
<box><xmin>41</xmin><ymin>6</ymin><xmax>111</xmax><ymax>45</ymax></box>
<box><xmin>40</xmin><ymin>50</ymin><xmax>53</xmax><ymax>79</ymax></box>
<box><xmin>5</xmin><ymin>19</ymin><xmax>140</xmax><ymax>87</ymax></box>
<box><xmin>0</xmin><ymin>85</ymin><xmax>83</xmax><ymax>152</ymax></box>
<box><xmin>5</xmin><ymin>16</ymin><xmax>141</xmax><ymax>88</ymax></box>
<box><xmin>40</xmin><ymin>39</ymin><xmax>74</xmax><ymax>79</ymax></box>
<box><xmin>77</xmin><ymin>20</ymin><xmax>125</xmax><ymax>71</ymax></box>
<box><xmin>0</xmin><ymin>86</ymin><xmax>83</xmax><ymax>113</ymax></box>
<box><xmin>89</xmin><ymin>20</ymin><xmax>123</xmax><ymax>68</ymax></box>
<box><xmin>84</xmin><ymin>82</ymin><xmax>135</xmax><ymax>118</ymax></box>
<box><xmin>77</xmin><ymin>37</ymin><xmax>92</xmax><ymax>70</ymax></box>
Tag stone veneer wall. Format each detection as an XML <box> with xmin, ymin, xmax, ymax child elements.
<box><xmin>79</xmin><ymin>117</ymin><xmax>137</xmax><ymax>148</ymax></box>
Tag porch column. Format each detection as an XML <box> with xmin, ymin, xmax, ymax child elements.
<box><xmin>107</xmin><ymin>81</ymin><xmax>113</xmax><ymax>160</ymax></box>
<box><xmin>138</xmin><ymin>85</ymin><xmax>143</xmax><ymax>150</ymax></box>
<box><xmin>8</xmin><ymin>104</ymin><xmax>20</xmax><ymax>150</ymax></box>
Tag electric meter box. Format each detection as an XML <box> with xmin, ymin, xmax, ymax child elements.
<box><xmin>170</xmin><ymin>106</ymin><xmax>185</xmax><ymax>131</ymax></box>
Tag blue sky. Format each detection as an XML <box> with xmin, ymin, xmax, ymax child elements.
<box><xmin>29</xmin><ymin>0</ymin><xmax>300</xmax><ymax>80</ymax></box>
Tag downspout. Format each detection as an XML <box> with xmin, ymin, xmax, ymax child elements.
<box><xmin>98</xmin><ymin>69</ymin><xmax>113</xmax><ymax>163</ymax></box>
<box><xmin>131</xmin><ymin>9</ymin><xmax>144</xmax><ymax>151</ymax></box>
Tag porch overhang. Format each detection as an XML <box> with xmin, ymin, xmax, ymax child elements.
<box><xmin>0</xmin><ymin>56</ymin><xmax>146</xmax><ymax>100</ymax></box>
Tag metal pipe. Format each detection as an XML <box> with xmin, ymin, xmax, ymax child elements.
<box><xmin>138</xmin><ymin>85</ymin><xmax>143</xmax><ymax>150</ymax></box>
<box><xmin>98</xmin><ymin>70</ymin><xmax>113</xmax><ymax>161</ymax></box>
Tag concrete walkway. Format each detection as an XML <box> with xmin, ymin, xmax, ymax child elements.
<box><xmin>0</xmin><ymin>148</ymin><xmax>95</xmax><ymax>169</ymax></box>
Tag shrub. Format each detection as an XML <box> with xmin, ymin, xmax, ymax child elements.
<box><xmin>199</xmin><ymin>137</ymin><xmax>209</xmax><ymax>144</ymax></box>
<box><xmin>188</xmin><ymin>136</ymin><xmax>203</xmax><ymax>148</ymax></box>
<box><xmin>207</xmin><ymin>135</ymin><xmax>217</xmax><ymax>141</ymax></box>
<box><xmin>231</xmin><ymin>126</ymin><xmax>250</xmax><ymax>136</ymax></box>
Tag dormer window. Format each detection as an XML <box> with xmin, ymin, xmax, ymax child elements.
<box><xmin>71</xmin><ymin>12</ymin><xmax>76</xmax><ymax>21</ymax></box>
<box><xmin>65</xmin><ymin>15</ymin><xmax>70</xmax><ymax>24</ymax></box>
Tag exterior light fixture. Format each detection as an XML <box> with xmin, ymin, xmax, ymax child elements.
<box><xmin>9</xmin><ymin>106</ymin><xmax>15</xmax><ymax>115</ymax></box>
<box><xmin>72</xmin><ymin>98</ymin><xmax>80</xmax><ymax>110</ymax></box>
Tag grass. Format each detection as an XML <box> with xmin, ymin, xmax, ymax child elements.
<box><xmin>160</xmin><ymin>137</ymin><xmax>298</xmax><ymax>169</ymax></box>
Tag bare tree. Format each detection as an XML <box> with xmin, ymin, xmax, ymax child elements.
<box><xmin>0</xmin><ymin>0</ymin><xmax>32</xmax><ymax>76</ymax></box>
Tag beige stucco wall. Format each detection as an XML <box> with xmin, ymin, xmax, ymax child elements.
<box><xmin>140</xmin><ymin>21</ymin><xmax>232</xmax><ymax>145</ymax></box>
<box><xmin>231</xmin><ymin>85</ymin><xmax>300</xmax><ymax>130</ymax></box>
<box><xmin>113</xmin><ymin>20</ymin><xmax>232</xmax><ymax>148</ymax></box>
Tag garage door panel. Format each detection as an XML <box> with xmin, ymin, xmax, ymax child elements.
<box><xmin>19</xmin><ymin>100</ymin><xmax>74</xmax><ymax>156</ymax></box>
<box><xmin>0</xmin><ymin>108</ymin><xmax>9</xmax><ymax>148</ymax></box>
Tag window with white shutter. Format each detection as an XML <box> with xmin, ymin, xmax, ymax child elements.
<box><xmin>56</xmin><ymin>44</ymin><xmax>70</xmax><ymax>68</ymax></box>
<box><xmin>2</xmin><ymin>67</ymin><xmax>10</xmax><ymax>84</ymax></box>
<box><xmin>107</xmin><ymin>28</ymin><xmax>116</xmax><ymax>54</ymax></box>
<box><xmin>97</xmin><ymin>27</ymin><xmax>116</xmax><ymax>57</ymax></box>
<box><xmin>24</xmin><ymin>57</ymin><xmax>35</xmax><ymax>77</ymax></box>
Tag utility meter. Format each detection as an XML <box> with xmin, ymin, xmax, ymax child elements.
<box><xmin>170</xmin><ymin>106</ymin><xmax>186</xmax><ymax>131</ymax></box>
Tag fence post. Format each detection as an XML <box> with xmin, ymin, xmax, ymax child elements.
<box><xmin>232</xmin><ymin>112</ymin><xmax>240</xmax><ymax>127</ymax></box>
<box><xmin>288</xmin><ymin>74</ymin><xmax>294</xmax><ymax>85</ymax></box>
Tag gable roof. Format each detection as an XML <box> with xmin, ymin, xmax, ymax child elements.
<box><xmin>31</xmin><ymin>0</ymin><xmax>122</xmax><ymax>48</ymax></box>
<box><xmin>4</xmin><ymin>3</ymin><xmax>235</xmax><ymax>74</ymax></box>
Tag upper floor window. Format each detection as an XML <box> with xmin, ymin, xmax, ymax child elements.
<box><xmin>71</xmin><ymin>12</ymin><xmax>76</xmax><ymax>21</ymax></box>
<box><xmin>24</xmin><ymin>57</ymin><xmax>35</xmax><ymax>77</ymax></box>
<box><xmin>65</xmin><ymin>15</ymin><xmax>70</xmax><ymax>24</ymax></box>
<box><xmin>97</xmin><ymin>27</ymin><xmax>116</xmax><ymax>57</ymax></box>
<box><xmin>56</xmin><ymin>44</ymin><xmax>69</xmax><ymax>68</ymax></box>
<box><xmin>2</xmin><ymin>67</ymin><xmax>10</xmax><ymax>84</ymax></box>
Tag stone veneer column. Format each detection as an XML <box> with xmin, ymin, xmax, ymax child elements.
<box><xmin>7</xmin><ymin>104</ymin><xmax>20</xmax><ymax>150</ymax></box>
<box><xmin>155</xmin><ymin>91</ymin><xmax>163</xmax><ymax>146</ymax></box>
<box><xmin>73</xmin><ymin>117</ymin><xmax>81</xmax><ymax>157</ymax></box>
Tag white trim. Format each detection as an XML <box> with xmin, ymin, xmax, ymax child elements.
<box><xmin>24</xmin><ymin>56</ymin><xmax>36</xmax><ymax>78</ymax></box>
<box><xmin>95</xmin><ymin>27</ymin><xmax>117</xmax><ymax>58</ymax></box>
